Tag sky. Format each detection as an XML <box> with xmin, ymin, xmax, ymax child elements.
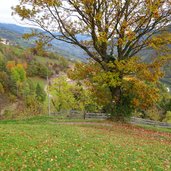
<box><xmin>0</xmin><ymin>0</ymin><xmax>24</xmax><ymax>25</ymax></box>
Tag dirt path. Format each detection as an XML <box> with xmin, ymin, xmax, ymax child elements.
<box><xmin>51</xmin><ymin>122</ymin><xmax>113</xmax><ymax>127</ymax></box>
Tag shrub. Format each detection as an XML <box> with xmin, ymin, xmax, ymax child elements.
<box><xmin>145</xmin><ymin>107</ymin><xmax>162</xmax><ymax>121</ymax></box>
<box><xmin>163</xmin><ymin>111</ymin><xmax>171</xmax><ymax>123</ymax></box>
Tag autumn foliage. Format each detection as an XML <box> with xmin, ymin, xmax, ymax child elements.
<box><xmin>68</xmin><ymin>56</ymin><xmax>170</xmax><ymax>118</ymax></box>
<box><xmin>13</xmin><ymin>0</ymin><xmax>171</xmax><ymax>119</ymax></box>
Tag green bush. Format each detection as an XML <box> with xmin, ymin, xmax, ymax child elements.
<box><xmin>163</xmin><ymin>111</ymin><xmax>171</xmax><ymax>123</ymax></box>
<box><xmin>3</xmin><ymin>109</ymin><xmax>14</xmax><ymax>119</ymax></box>
<box><xmin>145</xmin><ymin>107</ymin><xmax>161</xmax><ymax>121</ymax></box>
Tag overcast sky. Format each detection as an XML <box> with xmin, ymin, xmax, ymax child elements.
<box><xmin>0</xmin><ymin>0</ymin><xmax>24</xmax><ymax>25</ymax></box>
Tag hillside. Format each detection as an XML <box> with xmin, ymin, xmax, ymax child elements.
<box><xmin>0</xmin><ymin>22</ymin><xmax>170</xmax><ymax>89</ymax></box>
<box><xmin>0</xmin><ymin>23</ymin><xmax>86</xmax><ymax>60</ymax></box>
<box><xmin>0</xmin><ymin>42</ymin><xmax>71</xmax><ymax>117</ymax></box>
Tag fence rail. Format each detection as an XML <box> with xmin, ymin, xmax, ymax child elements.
<box><xmin>130</xmin><ymin>117</ymin><xmax>171</xmax><ymax>128</ymax></box>
<box><xmin>51</xmin><ymin>111</ymin><xmax>111</xmax><ymax>120</ymax></box>
<box><xmin>50</xmin><ymin>111</ymin><xmax>171</xmax><ymax>128</ymax></box>
<box><xmin>85</xmin><ymin>113</ymin><xmax>111</xmax><ymax>119</ymax></box>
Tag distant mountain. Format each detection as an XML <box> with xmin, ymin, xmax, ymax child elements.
<box><xmin>0</xmin><ymin>23</ymin><xmax>87</xmax><ymax>60</ymax></box>
<box><xmin>0</xmin><ymin>23</ymin><xmax>33</xmax><ymax>34</ymax></box>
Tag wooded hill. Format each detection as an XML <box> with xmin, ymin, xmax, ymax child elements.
<box><xmin>0</xmin><ymin>23</ymin><xmax>170</xmax><ymax>90</ymax></box>
<box><xmin>0</xmin><ymin>41</ymin><xmax>71</xmax><ymax>118</ymax></box>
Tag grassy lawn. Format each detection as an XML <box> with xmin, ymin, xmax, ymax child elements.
<box><xmin>0</xmin><ymin>116</ymin><xmax>171</xmax><ymax>170</ymax></box>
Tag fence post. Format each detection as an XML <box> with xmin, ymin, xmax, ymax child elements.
<box><xmin>83</xmin><ymin>111</ymin><xmax>86</xmax><ymax>120</ymax></box>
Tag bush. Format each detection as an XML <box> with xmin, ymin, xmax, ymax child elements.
<box><xmin>8</xmin><ymin>94</ymin><xmax>17</xmax><ymax>102</ymax></box>
<box><xmin>163</xmin><ymin>111</ymin><xmax>171</xmax><ymax>123</ymax></box>
<box><xmin>145</xmin><ymin>107</ymin><xmax>162</xmax><ymax>121</ymax></box>
<box><xmin>3</xmin><ymin>109</ymin><xmax>14</xmax><ymax>119</ymax></box>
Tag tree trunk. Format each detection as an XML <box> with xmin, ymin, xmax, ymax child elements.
<box><xmin>109</xmin><ymin>86</ymin><xmax>125</xmax><ymax>121</ymax></box>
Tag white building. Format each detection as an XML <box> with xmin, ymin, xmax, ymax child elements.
<box><xmin>0</xmin><ymin>38</ymin><xmax>10</xmax><ymax>45</ymax></box>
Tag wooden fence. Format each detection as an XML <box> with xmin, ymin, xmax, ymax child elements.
<box><xmin>130</xmin><ymin>117</ymin><xmax>171</xmax><ymax>128</ymax></box>
<box><xmin>51</xmin><ymin>110</ymin><xmax>110</xmax><ymax>120</ymax></box>
<box><xmin>85</xmin><ymin>113</ymin><xmax>111</xmax><ymax>119</ymax></box>
<box><xmin>51</xmin><ymin>111</ymin><xmax>171</xmax><ymax>128</ymax></box>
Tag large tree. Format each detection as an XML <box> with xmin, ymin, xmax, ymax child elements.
<box><xmin>13</xmin><ymin>0</ymin><xmax>171</xmax><ymax>119</ymax></box>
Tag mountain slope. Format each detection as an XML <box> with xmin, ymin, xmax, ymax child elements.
<box><xmin>0</xmin><ymin>23</ymin><xmax>86</xmax><ymax>60</ymax></box>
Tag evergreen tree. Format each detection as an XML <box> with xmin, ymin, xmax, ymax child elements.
<box><xmin>36</xmin><ymin>83</ymin><xmax>46</xmax><ymax>102</ymax></box>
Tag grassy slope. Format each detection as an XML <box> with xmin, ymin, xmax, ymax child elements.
<box><xmin>0</xmin><ymin>43</ymin><xmax>63</xmax><ymax>65</ymax></box>
<box><xmin>0</xmin><ymin>116</ymin><xmax>171</xmax><ymax>170</ymax></box>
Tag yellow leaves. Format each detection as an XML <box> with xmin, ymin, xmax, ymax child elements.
<box><xmin>137</xmin><ymin>57</ymin><xmax>169</xmax><ymax>83</ymax></box>
<box><xmin>148</xmin><ymin>32</ymin><xmax>171</xmax><ymax>51</ymax></box>
<box><xmin>43</xmin><ymin>0</ymin><xmax>60</xmax><ymax>6</ymax></box>
<box><xmin>112</xmin><ymin>57</ymin><xmax>139</xmax><ymax>74</ymax></box>
<box><xmin>93</xmin><ymin>71</ymin><xmax>121</xmax><ymax>88</ymax></box>
<box><xmin>95</xmin><ymin>12</ymin><xmax>102</xmax><ymax>22</ymax></box>
<box><xmin>121</xmin><ymin>20</ymin><xmax>128</xmax><ymax>31</ymax></box>
<box><xmin>98</xmin><ymin>32</ymin><xmax>107</xmax><ymax>44</ymax></box>
<box><xmin>13</xmin><ymin>5</ymin><xmax>35</xmax><ymax>20</ymax></box>
<box><xmin>22</xmin><ymin>33</ymin><xmax>36</xmax><ymax>40</ymax></box>
<box><xmin>145</xmin><ymin>0</ymin><xmax>165</xmax><ymax>19</ymax></box>
<box><xmin>82</xmin><ymin>0</ymin><xmax>95</xmax><ymax>5</ymax></box>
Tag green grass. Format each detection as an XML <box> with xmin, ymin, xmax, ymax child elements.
<box><xmin>0</xmin><ymin>116</ymin><xmax>171</xmax><ymax>170</ymax></box>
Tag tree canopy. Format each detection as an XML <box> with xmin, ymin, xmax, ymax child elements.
<box><xmin>13</xmin><ymin>0</ymin><xmax>171</xmax><ymax>119</ymax></box>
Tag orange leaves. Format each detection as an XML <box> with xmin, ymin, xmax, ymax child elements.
<box><xmin>124</xmin><ymin>78</ymin><xmax>160</xmax><ymax>110</ymax></box>
<box><xmin>6</xmin><ymin>61</ymin><xmax>27</xmax><ymax>71</ymax></box>
<box><xmin>6</xmin><ymin>61</ymin><xmax>16</xmax><ymax>70</ymax></box>
<box><xmin>132</xmin><ymin>98</ymin><xmax>140</xmax><ymax>107</ymax></box>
